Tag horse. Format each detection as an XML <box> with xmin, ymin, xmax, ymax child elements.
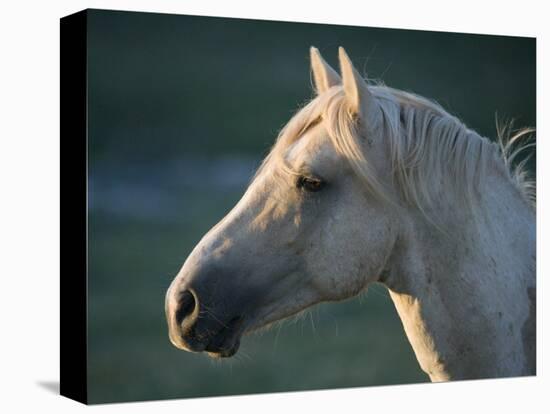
<box><xmin>165</xmin><ymin>47</ymin><xmax>536</xmax><ymax>381</ymax></box>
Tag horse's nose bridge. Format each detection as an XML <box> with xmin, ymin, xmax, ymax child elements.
<box><xmin>171</xmin><ymin>256</ymin><xmax>233</xmax><ymax>306</ymax></box>
<box><xmin>201</xmin><ymin>186</ymin><xmax>271</xmax><ymax>251</ymax></box>
<box><xmin>192</xmin><ymin>215</ymin><xmax>244</xmax><ymax>260</ymax></box>
<box><xmin>170</xmin><ymin>224</ymin><xmax>236</xmax><ymax>291</ymax></box>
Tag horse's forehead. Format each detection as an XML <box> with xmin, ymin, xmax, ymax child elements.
<box><xmin>285</xmin><ymin>124</ymin><xmax>339</xmax><ymax>170</ymax></box>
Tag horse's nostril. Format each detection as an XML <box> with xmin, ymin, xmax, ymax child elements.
<box><xmin>175</xmin><ymin>290</ymin><xmax>197</xmax><ymax>326</ymax></box>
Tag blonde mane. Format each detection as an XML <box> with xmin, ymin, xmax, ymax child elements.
<box><xmin>258</xmin><ymin>83</ymin><xmax>536</xmax><ymax>214</ymax></box>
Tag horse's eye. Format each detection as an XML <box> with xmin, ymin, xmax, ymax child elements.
<box><xmin>297</xmin><ymin>176</ymin><xmax>325</xmax><ymax>192</ymax></box>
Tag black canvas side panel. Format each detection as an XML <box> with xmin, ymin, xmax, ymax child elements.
<box><xmin>60</xmin><ymin>9</ymin><xmax>88</xmax><ymax>405</ymax></box>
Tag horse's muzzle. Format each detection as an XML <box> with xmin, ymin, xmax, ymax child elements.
<box><xmin>165</xmin><ymin>286</ymin><xmax>244</xmax><ymax>358</ymax></box>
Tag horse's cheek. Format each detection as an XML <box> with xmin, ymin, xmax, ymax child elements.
<box><xmin>300</xmin><ymin>214</ymin><xmax>356</xmax><ymax>299</ymax></box>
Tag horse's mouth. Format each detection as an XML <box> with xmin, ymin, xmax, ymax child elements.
<box><xmin>205</xmin><ymin>338</ymin><xmax>241</xmax><ymax>358</ymax></box>
<box><xmin>202</xmin><ymin>315</ymin><xmax>245</xmax><ymax>359</ymax></box>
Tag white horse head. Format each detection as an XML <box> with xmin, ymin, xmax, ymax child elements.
<box><xmin>165</xmin><ymin>47</ymin><xmax>535</xmax><ymax>381</ymax></box>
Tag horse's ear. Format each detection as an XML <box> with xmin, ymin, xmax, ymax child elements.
<box><xmin>310</xmin><ymin>47</ymin><xmax>341</xmax><ymax>94</ymax></box>
<box><xmin>338</xmin><ymin>47</ymin><xmax>378</xmax><ymax>123</ymax></box>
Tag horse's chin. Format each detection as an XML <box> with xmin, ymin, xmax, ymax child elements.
<box><xmin>203</xmin><ymin>316</ymin><xmax>245</xmax><ymax>358</ymax></box>
<box><xmin>202</xmin><ymin>306</ymin><xmax>310</xmax><ymax>358</ymax></box>
<box><xmin>206</xmin><ymin>339</ymin><xmax>241</xmax><ymax>359</ymax></box>
<box><xmin>204</xmin><ymin>314</ymin><xmax>271</xmax><ymax>358</ymax></box>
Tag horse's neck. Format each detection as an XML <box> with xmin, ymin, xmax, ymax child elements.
<box><xmin>384</xmin><ymin>167</ymin><xmax>536</xmax><ymax>381</ymax></box>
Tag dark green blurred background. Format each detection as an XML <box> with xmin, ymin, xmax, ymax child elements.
<box><xmin>86</xmin><ymin>9</ymin><xmax>536</xmax><ymax>404</ymax></box>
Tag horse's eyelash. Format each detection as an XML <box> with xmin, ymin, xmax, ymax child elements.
<box><xmin>296</xmin><ymin>175</ymin><xmax>327</xmax><ymax>192</ymax></box>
